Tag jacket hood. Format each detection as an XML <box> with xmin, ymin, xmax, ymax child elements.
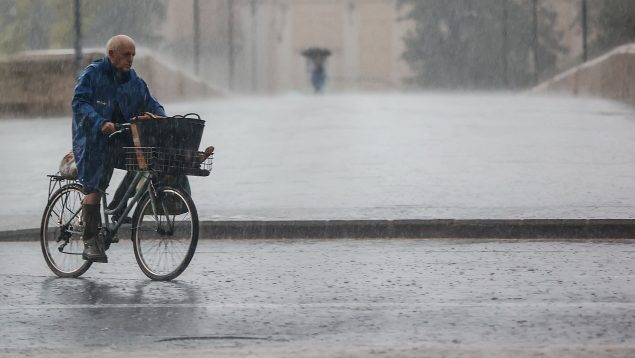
<box><xmin>97</xmin><ymin>56</ymin><xmax>137</xmax><ymax>83</ymax></box>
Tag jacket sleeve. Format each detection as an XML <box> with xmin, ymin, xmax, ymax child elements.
<box><xmin>72</xmin><ymin>69</ymin><xmax>108</xmax><ymax>133</ymax></box>
<box><xmin>141</xmin><ymin>79</ymin><xmax>166</xmax><ymax>117</ymax></box>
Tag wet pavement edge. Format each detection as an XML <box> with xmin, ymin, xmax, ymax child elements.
<box><xmin>2</xmin><ymin>219</ymin><xmax>634</xmax><ymax>241</ymax></box>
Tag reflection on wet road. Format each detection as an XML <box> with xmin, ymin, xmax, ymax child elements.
<box><xmin>1</xmin><ymin>239</ymin><xmax>634</xmax><ymax>357</ymax></box>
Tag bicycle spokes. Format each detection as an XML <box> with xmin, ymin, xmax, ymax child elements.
<box><xmin>41</xmin><ymin>184</ymin><xmax>92</xmax><ymax>277</ymax></box>
<box><xmin>132</xmin><ymin>187</ymin><xmax>198</xmax><ymax>281</ymax></box>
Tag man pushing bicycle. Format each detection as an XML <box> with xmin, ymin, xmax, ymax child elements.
<box><xmin>72</xmin><ymin>35</ymin><xmax>165</xmax><ymax>263</ymax></box>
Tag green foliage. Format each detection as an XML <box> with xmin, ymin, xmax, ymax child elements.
<box><xmin>0</xmin><ymin>1</ymin><xmax>44</xmax><ymax>53</ymax></box>
<box><xmin>400</xmin><ymin>0</ymin><xmax>564</xmax><ymax>89</ymax></box>
<box><xmin>80</xmin><ymin>0</ymin><xmax>167</xmax><ymax>48</ymax></box>
<box><xmin>0</xmin><ymin>0</ymin><xmax>166</xmax><ymax>55</ymax></box>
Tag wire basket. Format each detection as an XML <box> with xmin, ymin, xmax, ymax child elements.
<box><xmin>124</xmin><ymin>147</ymin><xmax>213</xmax><ymax>176</ymax></box>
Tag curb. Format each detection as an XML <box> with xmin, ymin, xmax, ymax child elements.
<box><xmin>2</xmin><ymin>219</ymin><xmax>634</xmax><ymax>242</ymax></box>
<box><xmin>0</xmin><ymin>228</ymin><xmax>40</xmax><ymax>242</ymax></box>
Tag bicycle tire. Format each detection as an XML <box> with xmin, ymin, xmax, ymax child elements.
<box><xmin>131</xmin><ymin>186</ymin><xmax>198</xmax><ymax>281</ymax></box>
<box><xmin>40</xmin><ymin>184</ymin><xmax>92</xmax><ymax>278</ymax></box>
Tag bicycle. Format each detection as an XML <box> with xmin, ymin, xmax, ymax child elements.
<box><xmin>40</xmin><ymin>116</ymin><xmax>213</xmax><ymax>281</ymax></box>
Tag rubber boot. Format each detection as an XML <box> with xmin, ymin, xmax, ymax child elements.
<box><xmin>82</xmin><ymin>204</ymin><xmax>108</xmax><ymax>263</ymax></box>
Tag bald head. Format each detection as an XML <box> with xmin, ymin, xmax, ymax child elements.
<box><xmin>106</xmin><ymin>35</ymin><xmax>136</xmax><ymax>72</ymax></box>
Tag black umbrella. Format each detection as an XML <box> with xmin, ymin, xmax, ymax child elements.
<box><xmin>301</xmin><ymin>47</ymin><xmax>332</xmax><ymax>60</ymax></box>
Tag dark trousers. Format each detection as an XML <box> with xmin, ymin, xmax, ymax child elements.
<box><xmin>101</xmin><ymin>134</ymin><xmax>133</xmax><ymax>210</ymax></box>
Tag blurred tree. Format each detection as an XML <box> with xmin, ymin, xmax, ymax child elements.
<box><xmin>0</xmin><ymin>0</ymin><xmax>166</xmax><ymax>54</ymax></box>
<box><xmin>0</xmin><ymin>1</ymin><xmax>23</xmax><ymax>53</ymax></box>
<box><xmin>0</xmin><ymin>0</ymin><xmax>54</xmax><ymax>53</ymax></box>
<box><xmin>49</xmin><ymin>0</ymin><xmax>75</xmax><ymax>49</ymax></box>
<box><xmin>400</xmin><ymin>0</ymin><xmax>565</xmax><ymax>89</ymax></box>
<box><xmin>80</xmin><ymin>0</ymin><xmax>167</xmax><ymax>48</ymax></box>
<box><xmin>591</xmin><ymin>0</ymin><xmax>635</xmax><ymax>56</ymax></box>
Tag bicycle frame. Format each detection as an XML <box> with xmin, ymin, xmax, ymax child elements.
<box><xmin>101</xmin><ymin>171</ymin><xmax>153</xmax><ymax>235</ymax></box>
<box><xmin>42</xmin><ymin>115</ymin><xmax>206</xmax><ymax>280</ymax></box>
<box><xmin>51</xmin><ymin>170</ymin><xmax>166</xmax><ymax>246</ymax></box>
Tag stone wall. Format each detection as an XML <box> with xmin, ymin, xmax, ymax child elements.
<box><xmin>0</xmin><ymin>49</ymin><xmax>221</xmax><ymax>118</ymax></box>
<box><xmin>534</xmin><ymin>43</ymin><xmax>635</xmax><ymax>106</ymax></box>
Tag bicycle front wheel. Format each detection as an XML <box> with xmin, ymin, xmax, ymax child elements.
<box><xmin>132</xmin><ymin>186</ymin><xmax>198</xmax><ymax>281</ymax></box>
<box><xmin>40</xmin><ymin>184</ymin><xmax>92</xmax><ymax>278</ymax></box>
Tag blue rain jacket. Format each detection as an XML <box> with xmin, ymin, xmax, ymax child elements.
<box><xmin>72</xmin><ymin>57</ymin><xmax>165</xmax><ymax>192</ymax></box>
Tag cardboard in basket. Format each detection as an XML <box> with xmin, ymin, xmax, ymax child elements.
<box><xmin>130</xmin><ymin>123</ymin><xmax>148</xmax><ymax>170</ymax></box>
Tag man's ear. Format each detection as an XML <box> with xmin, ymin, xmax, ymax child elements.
<box><xmin>108</xmin><ymin>49</ymin><xmax>114</xmax><ymax>57</ymax></box>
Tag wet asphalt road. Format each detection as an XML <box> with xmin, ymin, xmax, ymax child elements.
<box><xmin>3</xmin><ymin>94</ymin><xmax>635</xmax><ymax>231</ymax></box>
<box><xmin>1</xmin><ymin>239</ymin><xmax>634</xmax><ymax>357</ymax></box>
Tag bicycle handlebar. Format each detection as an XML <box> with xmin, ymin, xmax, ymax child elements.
<box><xmin>108</xmin><ymin>123</ymin><xmax>131</xmax><ymax>139</ymax></box>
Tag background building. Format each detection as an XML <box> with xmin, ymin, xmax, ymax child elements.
<box><xmin>162</xmin><ymin>0</ymin><xmax>412</xmax><ymax>94</ymax></box>
<box><xmin>158</xmin><ymin>0</ymin><xmax>600</xmax><ymax>93</ymax></box>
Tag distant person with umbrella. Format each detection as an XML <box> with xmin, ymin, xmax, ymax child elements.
<box><xmin>302</xmin><ymin>47</ymin><xmax>331</xmax><ymax>94</ymax></box>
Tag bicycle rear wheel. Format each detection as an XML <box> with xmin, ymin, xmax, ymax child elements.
<box><xmin>132</xmin><ymin>186</ymin><xmax>198</xmax><ymax>281</ymax></box>
<box><xmin>40</xmin><ymin>184</ymin><xmax>92</xmax><ymax>278</ymax></box>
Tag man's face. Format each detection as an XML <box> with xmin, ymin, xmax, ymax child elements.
<box><xmin>109</xmin><ymin>42</ymin><xmax>135</xmax><ymax>72</ymax></box>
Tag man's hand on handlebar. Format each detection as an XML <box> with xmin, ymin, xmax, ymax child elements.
<box><xmin>107</xmin><ymin>123</ymin><xmax>131</xmax><ymax>139</ymax></box>
<box><xmin>133</xmin><ymin>112</ymin><xmax>161</xmax><ymax>121</ymax></box>
<box><xmin>101</xmin><ymin>122</ymin><xmax>116</xmax><ymax>135</ymax></box>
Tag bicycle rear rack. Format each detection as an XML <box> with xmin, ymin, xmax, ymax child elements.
<box><xmin>47</xmin><ymin>174</ymin><xmax>78</xmax><ymax>199</ymax></box>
